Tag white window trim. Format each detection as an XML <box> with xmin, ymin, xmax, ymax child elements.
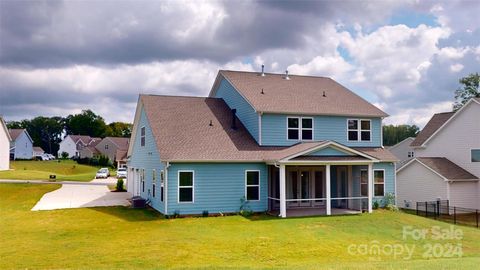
<box><xmin>178</xmin><ymin>170</ymin><xmax>194</xmax><ymax>204</ymax></box>
<box><xmin>373</xmin><ymin>169</ymin><xmax>385</xmax><ymax>197</ymax></box>
<box><xmin>245</xmin><ymin>170</ymin><xmax>261</xmax><ymax>201</ymax></box>
<box><xmin>140</xmin><ymin>126</ymin><xmax>146</xmax><ymax>147</ymax></box>
<box><xmin>286</xmin><ymin>116</ymin><xmax>314</xmax><ymax>141</ymax></box>
<box><xmin>471</xmin><ymin>148</ymin><xmax>480</xmax><ymax>162</ymax></box>
<box><xmin>360</xmin><ymin>169</ymin><xmax>368</xmax><ymax>197</ymax></box>
<box><xmin>347</xmin><ymin>119</ymin><xmax>372</xmax><ymax>142</ymax></box>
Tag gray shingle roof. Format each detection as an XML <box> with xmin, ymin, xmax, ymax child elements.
<box><xmin>140</xmin><ymin>95</ymin><xmax>395</xmax><ymax>162</ymax></box>
<box><xmin>8</xmin><ymin>129</ymin><xmax>25</xmax><ymax>140</ymax></box>
<box><xmin>416</xmin><ymin>157</ymin><xmax>479</xmax><ymax>180</ymax></box>
<box><xmin>213</xmin><ymin>70</ymin><xmax>388</xmax><ymax>117</ymax></box>
<box><xmin>410</xmin><ymin>112</ymin><xmax>454</xmax><ymax>147</ymax></box>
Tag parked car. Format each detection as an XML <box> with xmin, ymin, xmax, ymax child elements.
<box><xmin>46</xmin><ymin>154</ymin><xmax>55</xmax><ymax>160</ymax></box>
<box><xmin>95</xmin><ymin>168</ymin><xmax>110</xmax><ymax>179</ymax></box>
<box><xmin>116</xmin><ymin>167</ymin><xmax>127</xmax><ymax>178</ymax></box>
<box><xmin>35</xmin><ymin>154</ymin><xmax>49</xmax><ymax>161</ymax></box>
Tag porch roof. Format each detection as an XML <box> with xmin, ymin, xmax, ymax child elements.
<box><xmin>290</xmin><ymin>156</ymin><xmax>369</xmax><ymax>161</ymax></box>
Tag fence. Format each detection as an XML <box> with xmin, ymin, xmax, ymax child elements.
<box><xmin>416</xmin><ymin>200</ymin><xmax>479</xmax><ymax>228</ymax></box>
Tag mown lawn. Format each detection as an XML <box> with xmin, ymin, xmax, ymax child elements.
<box><xmin>0</xmin><ymin>160</ymin><xmax>109</xmax><ymax>181</ymax></box>
<box><xmin>0</xmin><ymin>184</ymin><xmax>479</xmax><ymax>269</ymax></box>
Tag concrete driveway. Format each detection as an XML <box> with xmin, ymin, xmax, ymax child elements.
<box><xmin>31</xmin><ymin>178</ymin><xmax>131</xmax><ymax>211</ymax></box>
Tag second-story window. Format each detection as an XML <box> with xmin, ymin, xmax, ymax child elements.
<box><xmin>348</xmin><ymin>119</ymin><xmax>371</xmax><ymax>141</ymax></box>
<box><xmin>140</xmin><ymin>127</ymin><xmax>146</xmax><ymax>147</ymax></box>
<box><xmin>287</xmin><ymin>117</ymin><xmax>313</xmax><ymax>140</ymax></box>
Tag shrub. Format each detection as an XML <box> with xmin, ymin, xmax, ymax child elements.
<box><xmin>383</xmin><ymin>192</ymin><xmax>398</xmax><ymax>211</ymax></box>
<box><xmin>239</xmin><ymin>196</ymin><xmax>253</xmax><ymax>217</ymax></box>
<box><xmin>373</xmin><ymin>201</ymin><xmax>379</xmax><ymax>210</ymax></box>
<box><xmin>116</xmin><ymin>179</ymin><xmax>125</xmax><ymax>191</ymax></box>
<box><xmin>202</xmin><ymin>210</ymin><xmax>209</xmax><ymax>217</ymax></box>
<box><xmin>60</xmin><ymin>152</ymin><xmax>69</xmax><ymax>159</ymax></box>
<box><xmin>98</xmin><ymin>155</ymin><xmax>111</xmax><ymax>167</ymax></box>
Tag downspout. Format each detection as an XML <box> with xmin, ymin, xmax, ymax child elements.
<box><xmin>164</xmin><ymin>161</ymin><xmax>170</xmax><ymax>216</ymax></box>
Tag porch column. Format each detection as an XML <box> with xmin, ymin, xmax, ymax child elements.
<box><xmin>368</xmin><ymin>163</ymin><xmax>373</xmax><ymax>213</ymax></box>
<box><xmin>326</xmin><ymin>164</ymin><xmax>331</xmax><ymax>215</ymax></box>
<box><xmin>279</xmin><ymin>164</ymin><xmax>287</xmax><ymax>218</ymax></box>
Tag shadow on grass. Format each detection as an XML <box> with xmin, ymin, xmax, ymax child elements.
<box><xmin>89</xmin><ymin>205</ymin><xmax>164</xmax><ymax>222</ymax></box>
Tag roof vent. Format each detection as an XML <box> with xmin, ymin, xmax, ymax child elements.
<box><xmin>285</xmin><ymin>70</ymin><xmax>290</xmax><ymax>80</ymax></box>
<box><xmin>209</xmin><ymin>120</ymin><xmax>213</xmax><ymax>126</ymax></box>
<box><xmin>323</xmin><ymin>91</ymin><xmax>326</xmax><ymax>97</ymax></box>
<box><xmin>261</xmin><ymin>64</ymin><xmax>265</xmax><ymax>77</ymax></box>
<box><xmin>261</xmin><ymin>88</ymin><xmax>265</xmax><ymax>94</ymax></box>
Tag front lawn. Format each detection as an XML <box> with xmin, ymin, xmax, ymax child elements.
<box><xmin>0</xmin><ymin>160</ymin><xmax>111</xmax><ymax>181</ymax></box>
<box><xmin>0</xmin><ymin>184</ymin><xmax>479</xmax><ymax>269</ymax></box>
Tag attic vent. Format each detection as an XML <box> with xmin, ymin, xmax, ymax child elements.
<box><xmin>261</xmin><ymin>64</ymin><xmax>265</xmax><ymax>77</ymax></box>
<box><xmin>284</xmin><ymin>70</ymin><xmax>290</xmax><ymax>80</ymax></box>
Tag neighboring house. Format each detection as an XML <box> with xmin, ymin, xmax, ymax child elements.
<box><xmin>95</xmin><ymin>137</ymin><xmax>130</xmax><ymax>162</ymax></box>
<box><xmin>396</xmin><ymin>98</ymin><xmax>480</xmax><ymax>210</ymax></box>
<box><xmin>33</xmin><ymin>147</ymin><xmax>45</xmax><ymax>156</ymax></box>
<box><xmin>9</xmin><ymin>129</ymin><xmax>33</xmax><ymax>160</ymax></box>
<box><xmin>79</xmin><ymin>137</ymin><xmax>129</xmax><ymax>165</ymax></box>
<box><xmin>0</xmin><ymin>117</ymin><xmax>11</xmax><ymax>170</ymax></box>
<box><xmin>127</xmin><ymin>70</ymin><xmax>397</xmax><ymax>218</ymax></box>
<box><xmin>115</xmin><ymin>149</ymin><xmax>127</xmax><ymax>168</ymax></box>
<box><xmin>388</xmin><ymin>137</ymin><xmax>415</xmax><ymax>163</ymax></box>
<box><xmin>58</xmin><ymin>135</ymin><xmax>101</xmax><ymax>158</ymax></box>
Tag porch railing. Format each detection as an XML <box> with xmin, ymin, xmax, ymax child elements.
<box><xmin>268</xmin><ymin>197</ymin><xmax>369</xmax><ymax>215</ymax></box>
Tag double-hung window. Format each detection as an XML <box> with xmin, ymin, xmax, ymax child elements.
<box><xmin>374</xmin><ymin>170</ymin><xmax>384</xmax><ymax>197</ymax></box>
<box><xmin>152</xmin><ymin>169</ymin><xmax>156</xmax><ymax>198</ymax></box>
<box><xmin>360</xmin><ymin>170</ymin><xmax>368</xmax><ymax>196</ymax></box>
<box><xmin>348</xmin><ymin>119</ymin><xmax>371</xmax><ymax>141</ymax></box>
<box><xmin>178</xmin><ymin>171</ymin><xmax>194</xmax><ymax>203</ymax></box>
<box><xmin>471</xmin><ymin>149</ymin><xmax>480</xmax><ymax>162</ymax></box>
<box><xmin>245</xmin><ymin>170</ymin><xmax>260</xmax><ymax>201</ymax></box>
<box><xmin>287</xmin><ymin>117</ymin><xmax>313</xmax><ymax>140</ymax></box>
<box><xmin>140</xmin><ymin>127</ymin><xmax>146</xmax><ymax>147</ymax></box>
<box><xmin>160</xmin><ymin>170</ymin><xmax>165</xmax><ymax>202</ymax></box>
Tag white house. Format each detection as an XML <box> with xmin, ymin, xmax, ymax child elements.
<box><xmin>57</xmin><ymin>135</ymin><xmax>101</xmax><ymax>158</ymax></box>
<box><xmin>388</xmin><ymin>137</ymin><xmax>415</xmax><ymax>163</ymax></box>
<box><xmin>396</xmin><ymin>98</ymin><xmax>480</xmax><ymax>210</ymax></box>
<box><xmin>0</xmin><ymin>117</ymin><xmax>11</xmax><ymax>170</ymax></box>
<box><xmin>9</xmin><ymin>129</ymin><xmax>34</xmax><ymax>160</ymax></box>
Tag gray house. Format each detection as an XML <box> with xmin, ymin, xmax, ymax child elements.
<box><xmin>9</xmin><ymin>129</ymin><xmax>33</xmax><ymax>160</ymax></box>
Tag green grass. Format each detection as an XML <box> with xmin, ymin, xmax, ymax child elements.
<box><xmin>0</xmin><ymin>184</ymin><xmax>479</xmax><ymax>269</ymax></box>
<box><xmin>0</xmin><ymin>160</ymin><xmax>111</xmax><ymax>181</ymax></box>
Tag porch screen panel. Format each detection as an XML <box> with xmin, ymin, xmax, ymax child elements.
<box><xmin>288</xmin><ymin>171</ymin><xmax>298</xmax><ymax>199</ymax></box>
<box><xmin>301</xmin><ymin>171</ymin><xmax>310</xmax><ymax>201</ymax></box>
<box><xmin>314</xmin><ymin>171</ymin><xmax>324</xmax><ymax>202</ymax></box>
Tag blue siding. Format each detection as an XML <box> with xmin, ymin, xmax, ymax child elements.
<box><xmin>307</xmin><ymin>147</ymin><xmax>353</xmax><ymax>156</ymax></box>
<box><xmin>350</xmin><ymin>162</ymin><xmax>395</xmax><ymax>206</ymax></box>
<box><xmin>261</xmin><ymin>113</ymin><xmax>382</xmax><ymax>147</ymax></box>
<box><xmin>12</xmin><ymin>131</ymin><xmax>33</xmax><ymax>159</ymax></box>
<box><xmin>128</xmin><ymin>108</ymin><xmax>165</xmax><ymax>213</ymax></box>
<box><xmin>167</xmin><ymin>163</ymin><xmax>268</xmax><ymax>215</ymax></box>
<box><xmin>214</xmin><ymin>79</ymin><xmax>259</xmax><ymax>143</ymax></box>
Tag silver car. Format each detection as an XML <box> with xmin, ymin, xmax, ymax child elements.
<box><xmin>116</xmin><ymin>167</ymin><xmax>127</xmax><ymax>178</ymax></box>
<box><xmin>95</xmin><ymin>168</ymin><xmax>110</xmax><ymax>179</ymax></box>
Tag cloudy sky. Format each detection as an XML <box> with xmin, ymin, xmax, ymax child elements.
<box><xmin>0</xmin><ymin>0</ymin><xmax>478</xmax><ymax>127</ymax></box>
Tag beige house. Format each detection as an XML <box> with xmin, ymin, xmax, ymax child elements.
<box><xmin>397</xmin><ymin>98</ymin><xmax>480</xmax><ymax>209</ymax></box>
<box><xmin>79</xmin><ymin>137</ymin><xmax>129</xmax><ymax>166</ymax></box>
<box><xmin>388</xmin><ymin>137</ymin><xmax>415</xmax><ymax>163</ymax></box>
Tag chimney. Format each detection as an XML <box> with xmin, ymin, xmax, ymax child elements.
<box><xmin>261</xmin><ymin>64</ymin><xmax>265</xmax><ymax>77</ymax></box>
<box><xmin>285</xmin><ymin>70</ymin><xmax>290</xmax><ymax>80</ymax></box>
<box><xmin>231</xmin><ymin>109</ymin><xmax>237</xmax><ymax>130</ymax></box>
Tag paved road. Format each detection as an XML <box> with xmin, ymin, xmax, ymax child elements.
<box><xmin>0</xmin><ymin>177</ymin><xmax>119</xmax><ymax>186</ymax></box>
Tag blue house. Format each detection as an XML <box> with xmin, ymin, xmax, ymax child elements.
<box><xmin>126</xmin><ymin>70</ymin><xmax>397</xmax><ymax>217</ymax></box>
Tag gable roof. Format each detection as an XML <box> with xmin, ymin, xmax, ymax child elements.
<box><xmin>210</xmin><ymin>70</ymin><xmax>388</xmax><ymax>117</ymax></box>
<box><xmin>388</xmin><ymin>137</ymin><xmax>415</xmax><ymax>150</ymax></box>
<box><xmin>410</xmin><ymin>112</ymin><xmax>454</xmax><ymax>147</ymax></box>
<box><xmin>136</xmin><ymin>95</ymin><xmax>395</xmax><ymax>163</ymax></box>
<box><xmin>411</xmin><ymin>97</ymin><xmax>480</xmax><ymax>148</ymax></box>
<box><xmin>0</xmin><ymin>117</ymin><xmax>11</xmax><ymax>142</ymax></box>
<box><xmin>115</xmin><ymin>149</ymin><xmax>127</xmax><ymax>162</ymax></box>
<box><xmin>8</xmin><ymin>129</ymin><xmax>25</xmax><ymax>141</ymax></box>
<box><xmin>104</xmin><ymin>137</ymin><xmax>130</xmax><ymax>150</ymax></box>
<box><xmin>398</xmin><ymin>157</ymin><xmax>478</xmax><ymax>181</ymax></box>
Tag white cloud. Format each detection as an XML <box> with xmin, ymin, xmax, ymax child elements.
<box><xmin>449</xmin><ymin>63</ymin><xmax>464</xmax><ymax>72</ymax></box>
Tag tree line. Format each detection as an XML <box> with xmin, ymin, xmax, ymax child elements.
<box><xmin>7</xmin><ymin>110</ymin><xmax>132</xmax><ymax>155</ymax></box>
